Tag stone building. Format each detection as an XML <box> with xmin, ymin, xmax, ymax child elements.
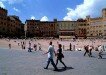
<box><xmin>0</xmin><ymin>7</ymin><xmax>7</xmax><ymax>16</ymax></box>
<box><xmin>39</xmin><ymin>21</ymin><xmax>57</xmax><ymax>37</ymax></box>
<box><xmin>57</xmin><ymin>21</ymin><xmax>77</xmax><ymax>39</ymax></box>
<box><xmin>1</xmin><ymin>7</ymin><xmax>106</xmax><ymax>39</ymax></box>
<box><xmin>0</xmin><ymin>7</ymin><xmax>23</xmax><ymax>38</ymax></box>
<box><xmin>102</xmin><ymin>8</ymin><xmax>106</xmax><ymax>38</ymax></box>
<box><xmin>0</xmin><ymin>7</ymin><xmax>8</xmax><ymax>37</ymax></box>
<box><xmin>86</xmin><ymin>8</ymin><xmax>106</xmax><ymax>39</ymax></box>
<box><xmin>75</xmin><ymin>19</ymin><xmax>88</xmax><ymax>39</ymax></box>
<box><xmin>25</xmin><ymin>19</ymin><xmax>58</xmax><ymax>37</ymax></box>
<box><xmin>25</xmin><ymin>20</ymin><xmax>40</xmax><ymax>37</ymax></box>
<box><xmin>7</xmin><ymin>15</ymin><xmax>23</xmax><ymax>37</ymax></box>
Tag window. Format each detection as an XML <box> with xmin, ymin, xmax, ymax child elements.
<box><xmin>1</xmin><ymin>22</ymin><xmax>3</xmax><ymax>24</ymax></box>
<box><xmin>3</xmin><ymin>28</ymin><xmax>5</xmax><ymax>30</ymax></box>
<box><xmin>51</xmin><ymin>24</ymin><xmax>53</xmax><ymax>27</ymax></box>
<box><xmin>72</xmin><ymin>24</ymin><xmax>73</xmax><ymax>26</ymax></box>
<box><xmin>91</xmin><ymin>34</ymin><xmax>93</xmax><ymax>36</ymax></box>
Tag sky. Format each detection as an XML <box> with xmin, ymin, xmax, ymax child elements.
<box><xmin>0</xmin><ymin>0</ymin><xmax>106</xmax><ymax>23</ymax></box>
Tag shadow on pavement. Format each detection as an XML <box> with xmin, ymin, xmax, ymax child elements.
<box><xmin>101</xmin><ymin>58</ymin><xmax>106</xmax><ymax>59</ymax></box>
<box><xmin>58</xmin><ymin>67</ymin><xmax>74</xmax><ymax>72</ymax></box>
<box><xmin>102</xmin><ymin>53</ymin><xmax>106</xmax><ymax>55</ymax></box>
<box><xmin>47</xmin><ymin>66</ymin><xmax>74</xmax><ymax>72</ymax></box>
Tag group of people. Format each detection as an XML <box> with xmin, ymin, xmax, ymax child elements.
<box><xmin>8</xmin><ymin>40</ymin><xmax>26</xmax><ymax>50</ymax></box>
<box><xmin>28</xmin><ymin>41</ymin><xmax>38</xmax><ymax>52</ymax></box>
<box><xmin>84</xmin><ymin>45</ymin><xmax>104</xmax><ymax>59</ymax></box>
<box><xmin>7</xmin><ymin>38</ymin><xmax>105</xmax><ymax>72</ymax></box>
<box><xmin>28</xmin><ymin>41</ymin><xmax>43</xmax><ymax>52</ymax></box>
<box><xmin>8</xmin><ymin>40</ymin><xmax>38</xmax><ymax>51</ymax></box>
<box><xmin>43</xmin><ymin>41</ymin><xmax>67</xmax><ymax>71</ymax></box>
<box><xmin>21</xmin><ymin>41</ymin><xmax>26</xmax><ymax>49</ymax></box>
<box><xmin>84</xmin><ymin>45</ymin><xmax>94</xmax><ymax>57</ymax></box>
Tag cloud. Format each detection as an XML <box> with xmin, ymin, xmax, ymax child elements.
<box><xmin>0</xmin><ymin>1</ymin><xmax>5</xmax><ymax>8</ymax></box>
<box><xmin>63</xmin><ymin>0</ymin><xmax>106</xmax><ymax>21</ymax></box>
<box><xmin>13</xmin><ymin>7</ymin><xmax>20</xmax><ymax>12</ymax></box>
<box><xmin>31</xmin><ymin>16</ymin><xmax>35</xmax><ymax>20</ymax></box>
<box><xmin>40</xmin><ymin>16</ymin><xmax>49</xmax><ymax>21</ymax></box>
<box><xmin>0</xmin><ymin>0</ymin><xmax>23</xmax><ymax>4</ymax></box>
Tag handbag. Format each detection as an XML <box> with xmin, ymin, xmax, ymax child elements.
<box><xmin>61</xmin><ymin>53</ymin><xmax>64</xmax><ymax>58</ymax></box>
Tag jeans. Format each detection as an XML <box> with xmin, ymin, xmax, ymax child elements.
<box><xmin>45</xmin><ymin>58</ymin><xmax>58</xmax><ymax>70</ymax></box>
<box><xmin>28</xmin><ymin>47</ymin><xmax>32</xmax><ymax>52</ymax></box>
<box><xmin>56</xmin><ymin>58</ymin><xmax>67</xmax><ymax>68</ymax></box>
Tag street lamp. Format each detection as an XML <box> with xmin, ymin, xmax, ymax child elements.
<box><xmin>24</xmin><ymin>22</ymin><xmax>27</xmax><ymax>49</ymax></box>
<box><xmin>24</xmin><ymin>22</ymin><xmax>27</xmax><ymax>39</ymax></box>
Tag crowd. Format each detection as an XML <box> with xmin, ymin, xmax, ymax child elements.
<box><xmin>83</xmin><ymin>45</ymin><xmax>104</xmax><ymax>58</ymax></box>
<box><xmin>0</xmin><ymin>38</ymin><xmax>106</xmax><ymax>71</ymax></box>
<box><xmin>43</xmin><ymin>41</ymin><xmax>105</xmax><ymax>71</ymax></box>
<box><xmin>4</xmin><ymin>38</ymin><xmax>106</xmax><ymax>59</ymax></box>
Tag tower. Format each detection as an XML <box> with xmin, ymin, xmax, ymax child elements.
<box><xmin>102</xmin><ymin>8</ymin><xmax>106</xmax><ymax>19</ymax></box>
<box><xmin>86</xmin><ymin>15</ymin><xmax>90</xmax><ymax>21</ymax></box>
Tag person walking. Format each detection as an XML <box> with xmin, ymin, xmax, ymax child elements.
<box><xmin>89</xmin><ymin>46</ymin><xmax>94</xmax><ymax>57</ymax></box>
<box><xmin>43</xmin><ymin>41</ymin><xmax>58</xmax><ymax>71</ymax></box>
<box><xmin>84</xmin><ymin>45</ymin><xmax>90</xmax><ymax>57</ymax></box>
<box><xmin>98</xmin><ymin>45</ymin><xmax>103</xmax><ymax>59</ymax></box>
<box><xmin>56</xmin><ymin>44</ymin><xmax>67</xmax><ymax>69</ymax></box>
<box><xmin>69</xmin><ymin>43</ymin><xmax>72</xmax><ymax>51</ymax></box>
<box><xmin>23</xmin><ymin>41</ymin><xmax>25</xmax><ymax>49</ymax></box>
<box><xmin>33</xmin><ymin>44</ymin><xmax>37</xmax><ymax>51</ymax></box>
<box><xmin>38</xmin><ymin>43</ymin><xmax>41</xmax><ymax>51</ymax></box>
<box><xmin>9</xmin><ymin>43</ymin><xmax>11</xmax><ymax>49</ymax></box>
<box><xmin>28</xmin><ymin>41</ymin><xmax>32</xmax><ymax>52</ymax></box>
<box><xmin>21</xmin><ymin>42</ymin><xmax>23</xmax><ymax>49</ymax></box>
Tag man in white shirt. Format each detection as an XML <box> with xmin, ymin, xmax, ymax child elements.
<box><xmin>44</xmin><ymin>41</ymin><xmax>58</xmax><ymax>71</ymax></box>
<box><xmin>98</xmin><ymin>45</ymin><xmax>103</xmax><ymax>59</ymax></box>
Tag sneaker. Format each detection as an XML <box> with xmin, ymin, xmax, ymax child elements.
<box><xmin>44</xmin><ymin>67</ymin><xmax>48</xmax><ymax>69</ymax></box>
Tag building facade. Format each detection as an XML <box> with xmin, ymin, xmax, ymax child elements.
<box><xmin>75</xmin><ymin>19</ymin><xmax>88</xmax><ymax>39</ymax></box>
<box><xmin>0</xmin><ymin>7</ymin><xmax>8</xmax><ymax>36</ymax></box>
<box><xmin>57</xmin><ymin>21</ymin><xmax>77</xmax><ymax>39</ymax></box>
<box><xmin>1</xmin><ymin>7</ymin><xmax>106</xmax><ymax>39</ymax></box>
<box><xmin>102</xmin><ymin>8</ymin><xmax>106</xmax><ymax>38</ymax></box>
<box><xmin>0</xmin><ymin>7</ymin><xmax>24</xmax><ymax>38</ymax></box>
<box><xmin>39</xmin><ymin>21</ymin><xmax>57</xmax><ymax>37</ymax></box>
<box><xmin>25</xmin><ymin>20</ymin><xmax>40</xmax><ymax>37</ymax></box>
<box><xmin>25</xmin><ymin>19</ymin><xmax>58</xmax><ymax>37</ymax></box>
<box><xmin>0</xmin><ymin>7</ymin><xmax>7</xmax><ymax>16</ymax></box>
<box><xmin>86</xmin><ymin>8</ymin><xmax>106</xmax><ymax>39</ymax></box>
